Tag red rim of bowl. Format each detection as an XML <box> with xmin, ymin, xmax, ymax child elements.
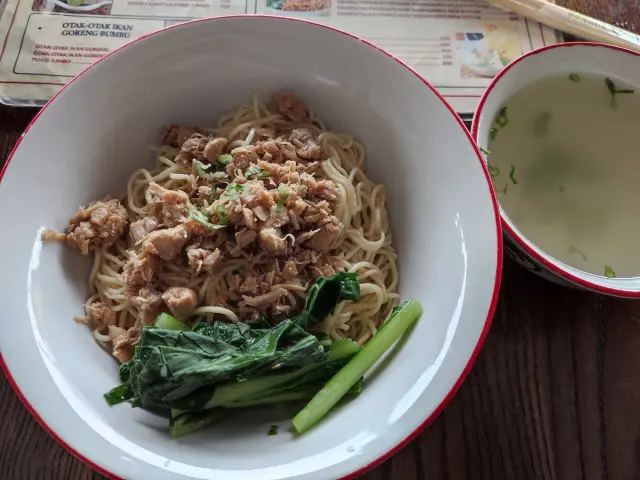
<box><xmin>0</xmin><ymin>14</ymin><xmax>503</xmax><ymax>480</ymax></box>
<box><xmin>471</xmin><ymin>41</ymin><xmax>640</xmax><ymax>298</ymax></box>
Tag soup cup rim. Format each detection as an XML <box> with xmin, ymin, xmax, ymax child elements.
<box><xmin>471</xmin><ymin>41</ymin><xmax>640</xmax><ymax>296</ymax></box>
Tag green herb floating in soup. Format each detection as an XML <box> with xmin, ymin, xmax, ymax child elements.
<box><xmin>479</xmin><ymin>147</ymin><xmax>491</xmax><ymax>156</ymax></box>
<box><xmin>605</xmin><ymin>77</ymin><xmax>635</xmax><ymax>107</ymax></box>
<box><xmin>268</xmin><ymin>425</ymin><xmax>279</xmax><ymax>436</ymax></box>
<box><xmin>486</xmin><ymin>74</ymin><xmax>640</xmax><ymax>277</ymax></box>
<box><xmin>604</xmin><ymin>265</ymin><xmax>616</xmax><ymax>278</ymax></box>
<box><xmin>490</xmin><ymin>127</ymin><xmax>499</xmax><ymax>141</ymax></box>
<box><xmin>488</xmin><ymin>164</ymin><xmax>500</xmax><ymax>178</ymax></box>
<box><xmin>568</xmin><ymin>245</ymin><xmax>587</xmax><ymax>262</ymax></box>
<box><xmin>495</xmin><ymin>106</ymin><xmax>509</xmax><ymax>127</ymax></box>
<box><xmin>41</xmin><ymin>94</ymin><xmax>419</xmax><ymax>439</ymax></box>
<box><xmin>533</xmin><ymin>112</ymin><xmax>551</xmax><ymax>138</ymax></box>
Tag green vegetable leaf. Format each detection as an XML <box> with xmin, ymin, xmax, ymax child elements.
<box><xmin>104</xmin><ymin>383</ymin><xmax>133</xmax><ymax>406</ymax></box>
<box><xmin>488</xmin><ymin>164</ymin><xmax>500</xmax><ymax>178</ymax></box>
<box><xmin>604</xmin><ymin>265</ymin><xmax>616</xmax><ymax>278</ymax></box>
<box><xmin>275</xmin><ymin>187</ymin><xmax>290</xmax><ymax>213</ymax></box>
<box><xmin>605</xmin><ymin>78</ymin><xmax>635</xmax><ymax>107</ymax></box>
<box><xmin>509</xmin><ymin>165</ymin><xmax>518</xmax><ymax>185</ymax></box>
<box><xmin>479</xmin><ymin>147</ymin><xmax>491</xmax><ymax>156</ymax></box>
<box><xmin>155</xmin><ymin>313</ymin><xmax>190</xmax><ymax>331</ymax></box>
<box><xmin>569</xmin><ymin>73</ymin><xmax>581</xmax><ymax>82</ymax></box>
<box><xmin>533</xmin><ymin>112</ymin><xmax>551</xmax><ymax>138</ymax></box>
<box><xmin>294</xmin><ymin>272</ymin><xmax>360</xmax><ymax>329</ymax></box>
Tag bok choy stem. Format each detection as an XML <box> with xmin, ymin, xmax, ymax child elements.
<box><xmin>292</xmin><ymin>299</ymin><xmax>423</xmax><ymax>434</ymax></box>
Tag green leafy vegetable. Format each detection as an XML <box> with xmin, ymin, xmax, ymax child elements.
<box><xmin>268</xmin><ymin>425</ymin><xmax>279</xmax><ymax>436</ymax></box>
<box><xmin>604</xmin><ymin>265</ymin><xmax>616</xmax><ymax>278</ymax></box>
<box><xmin>569</xmin><ymin>73</ymin><xmax>581</xmax><ymax>82</ymax></box>
<box><xmin>488</xmin><ymin>164</ymin><xmax>500</xmax><ymax>178</ymax></box>
<box><xmin>533</xmin><ymin>112</ymin><xmax>551</xmax><ymax>138</ymax></box>
<box><xmin>568</xmin><ymin>245</ymin><xmax>587</xmax><ymax>261</ymax></box>
<box><xmin>155</xmin><ymin>313</ymin><xmax>190</xmax><ymax>331</ymax></box>
<box><xmin>479</xmin><ymin>147</ymin><xmax>491</xmax><ymax>156</ymax></box>
<box><xmin>495</xmin><ymin>106</ymin><xmax>509</xmax><ymax>127</ymax></box>
<box><xmin>292</xmin><ymin>299</ymin><xmax>423</xmax><ymax>434</ymax></box>
<box><xmin>170</xmin><ymin>409</ymin><xmax>226</xmax><ymax>439</ymax></box>
<box><xmin>217</xmin><ymin>154</ymin><xmax>233</xmax><ymax>166</ymax></box>
<box><xmin>188</xmin><ymin>210</ymin><xmax>227</xmax><ymax>230</ymax></box>
<box><xmin>509</xmin><ymin>165</ymin><xmax>518</xmax><ymax>185</ymax></box>
<box><xmin>104</xmin><ymin>272</ymin><xmax>362</xmax><ymax>437</ymax></box>
<box><xmin>605</xmin><ymin>78</ymin><xmax>635</xmax><ymax>107</ymax></box>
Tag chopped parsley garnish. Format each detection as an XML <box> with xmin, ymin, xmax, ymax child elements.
<box><xmin>214</xmin><ymin>205</ymin><xmax>229</xmax><ymax>225</ymax></box>
<box><xmin>509</xmin><ymin>165</ymin><xmax>517</xmax><ymax>184</ymax></box>
<box><xmin>188</xmin><ymin>210</ymin><xmax>227</xmax><ymax>230</ymax></box>
<box><xmin>569</xmin><ymin>73</ymin><xmax>581</xmax><ymax>82</ymax></box>
<box><xmin>479</xmin><ymin>147</ymin><xmax>491</xmax><ymax>156</ymax></box>
<box><xmin>268</xmin><ymin>425</ymin><xmax>278</xmax><ymax>436</ymax></box>
<box><xmin>217</xmin><ymin>154</ymin><xmax>233</xmax><ymax>166</ymax></box>
<box><xmin>487</xmin><ymin>164</ymin><xmax>500</xmax><ymax>178</ymax></box>
<box><xmin>605</xmin><ymin>78</ymin><xmax>635</xmax><ymax>107</ymax></box>
<box><xmin>245</xmin><ymin>165</ymin><xmax>271</xmax><ymax>179</ymax></box>
<box><xmin>604</xmin><ymin>265</ymin><xmax>616</xmax><ymax>278</ymax></box>
<box><xmin>533</xmin><ymin>112</ymin><xmax>551</xmax><ymax>138</ymax></box>
<box><xmin>568</xmin><ymin>245</ymin><xmax>587</xmax><ymax>261</ymax></box>
<box><xmin>495</xmin><ymin>106</ymin><xmax>509</xmax><ymax>127</ymax></box>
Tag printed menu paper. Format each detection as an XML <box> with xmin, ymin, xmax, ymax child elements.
<box><xmin>0</xmin><ymin>0</ymin><xmax>560</xmax><ymax>112</ymax></box>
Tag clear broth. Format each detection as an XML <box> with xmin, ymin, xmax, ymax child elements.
<box><xmin>487</xmin><ymin>73</ymin><xmax>640</xmax><ymax>278</ymax></box>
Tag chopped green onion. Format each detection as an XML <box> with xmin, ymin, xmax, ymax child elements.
<box><xmin>495</xmin><ymin>106</ymin><xmax>509</xmax><ymax>127</ymax></box>
<box><xmin>604</xmin><ymin>265</ymin><xmax>616</xmax><ymax>278</ymax></box>
<box><xmin>533</xmin><ymin>112</ymin><xmax>551</xmax><ymax>138</ymax></box>
<box><xmin>509</xmin><ymin>165</ymin><xmax>518</xmax><ymax>185</ymax></box>
<box><xmin>188</xmin><ymin>210</ymin><xmax>227</xmax><ymax>230</ymax></box>
<box><xmin>155</xmin><ymin>313</ymin><xmax>190</xmax><ymax>331</ymax></box>
<box><xmin>487</xmin><ymin>164</ymin><xmax>500</xmax><ymax>178</ymax></box>
<box><xmin>217</xmin><ymin>154</ymin><xmax>232</xmax><ymax>166</ymax></box>
<box><xmin>292</xmin><ymin>299</ymin><xmax>422</xmax><ymax>434</ymax></box>
<box><xmin>569</xmin><ymin>73</ymin><xmax>581</xmax><ymax>82</ymax></box>
<box><xmin>489</xmin><ymin>127</ymin><xmax>499</xmax><ymax>141</ymax></box>
<box><xmin>214</xmin><ymin>205</ymin><xmax>229</xmax><ymax>225</ymax></box>
<box><xmin>568</xmin><ymin>246</ymin><xmax>587</xmax><ymax>262</ymax></box>
<box><xmin>222</xmin><ymin>182</ymin><xmax>245</xmax><ymax>200</ymax></box>
<box><xmin>245</xmin><ymin>165</ymin><xmax>271</xmax><ymax>179</ymax></box>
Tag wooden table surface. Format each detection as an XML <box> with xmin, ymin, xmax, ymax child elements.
<box><xmin>2</xmin><ymin>2</ymin><xmax>640</xmax><ymax>479</ymax></box>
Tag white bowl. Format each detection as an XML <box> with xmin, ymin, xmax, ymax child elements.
<box><xmin>472</xmin><ymin>42</ymin><xmax>640</xmax><ymax>297</ymax></box>
<box><xmin>0</xmin><ymin>15</ymin><xmax>501</xmax><ymax>480</ymax></box>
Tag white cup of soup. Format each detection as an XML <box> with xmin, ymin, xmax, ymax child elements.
<box><xmin>472</xmin><ymin>43</ymin><xmax>640</xmax><ymax>296</ymax></box>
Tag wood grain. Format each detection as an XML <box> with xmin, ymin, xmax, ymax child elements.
<box><xmin>2</xmin><ymin>3</ymin><xmax>640</xmax><ymax>478</ymax></box>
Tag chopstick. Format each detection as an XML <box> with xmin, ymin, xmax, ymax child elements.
<box><xmin>485</xmin><ymin>0</ymin><xmax>640</xmax><ymax>54</ymax></box>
